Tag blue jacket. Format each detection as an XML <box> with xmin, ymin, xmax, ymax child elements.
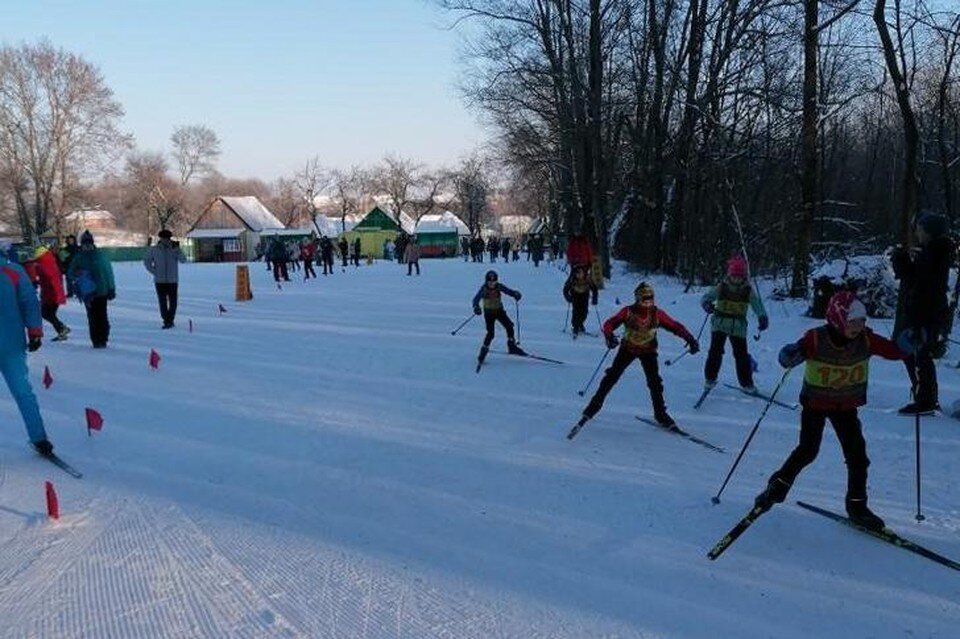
<box><xmin>68</xmin><ymin>247</ymin><xmax>116</xmax><ymax>299</ymax></box>
<box><xmin>0</xmin><ymin>256</ymin><xmax>42</xmax><ymax>355</ymax></box>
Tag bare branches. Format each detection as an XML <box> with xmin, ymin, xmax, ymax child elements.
<box><xmin>170</xmin><ymin>124</ymin><xmax>220</xmax><ymax>186</ymax></box>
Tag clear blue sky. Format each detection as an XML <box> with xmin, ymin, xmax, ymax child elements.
<box><xmin>0</xmin><ymin>0</ymin><xmax>485</xmax><ymax>180</ymax></box>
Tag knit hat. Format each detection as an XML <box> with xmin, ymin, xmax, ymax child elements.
<box><xmin>826</xmin><ymin>291</ymin><xmax>867</xmax><ymax>333</ymax></box>
<box><xmin>158</xmin><ymin>229</ymin><xmax>173</xmax><ymax>239</ymax></box>
<box><xmin>727</xmin><ymin>255</ymin><xmax>748</xmax><ymax>278</ymax></box>
<box><xmin>80</xmin><ymin>230</ymin><xmax>95</xmax><ymax>246</ymax></box>
<box><xmin>634</xmin><ymin>281</ymin><xmax>654</xmax><ymax>302</ymax></box>
<box><xmin>915</xmin><ymin>211</ymin><xmax>948</xmax><ymax>238</ymax></box>
<box><xmin>485</xmin><ymin>270</ymin><xmax>498</xmax><ymax>282</ymax></box>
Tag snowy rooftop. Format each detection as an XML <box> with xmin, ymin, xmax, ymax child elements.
<box><xmin>186</xmin><ymin>228</ymin><xmax>243</xmax><ymax>239</ymax></box>
<box><xmin>415</xmin><ymin>211</ymin><xmax>469</xmax><ymax>235</ymax></box>
<box><xmin>220</xmin><ymin>196</ymin><xmax>284</xmax><ymax>231</ymax></box>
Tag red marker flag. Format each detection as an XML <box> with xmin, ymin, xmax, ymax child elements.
<box><xmin>149</xmin><ymin>349</ymin><xmax>161</xmax><ymax>369</ymax></box>
<box><xmin>45</xmin><ymin>481</ymin><xmax>59</xmax><ymax>520</ymax></box>
<box><xmin>218</xmin><ymin>303</ymin><xmax>227</xmax><ymax>315</ymax></box>
<box><xmin>85</xmin><ymin>407</ymin><xmax>103</xmax><ymax>435</ymax></box>
<box><xmin>42</xmin><ymin>365</ymin><xmax>53</xmax><ymax>389</ymax></box>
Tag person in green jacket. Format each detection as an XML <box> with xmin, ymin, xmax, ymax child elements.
<box><xmin>67</xmin><ymin>231</ymin><xmax>116</xmax><ymax>348</ymax></box>
<box><xmin>701</xmin><ymin>255</ymin><xmax>768</xmax><ymax>391</ymax></box>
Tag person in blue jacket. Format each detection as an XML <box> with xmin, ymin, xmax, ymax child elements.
<box><xmin>67</xmin><ymin>231</ymin><xmax>116</xmax><ymax>348</ymax></box>
<box><xmin>472</xmin><ymin>270</ymin><xmax>526</xmax><ymax>366</ymax></box>
<box><xmin>0</xmin><ymin>242</ymin><xmax>53</xmax><ymax>455</ymax></box>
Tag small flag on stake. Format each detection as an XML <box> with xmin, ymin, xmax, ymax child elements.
<box><xmin>189</xmin><ymin>319</ymin><xmax>193</xmax><ymax>333</ymax></box>
<box><xmin>218</xmin><ymin>303</ymin><xmax>227</xmax><ymax>315</ymax></box>
<box><xmin>85</xmin><ymin>407</ymin><xmax>103</xmax><ymax>435</ymax></box>
<box><xmin>149</xmin><ymin>349</ymin><xmax>161</xmax><ymax>369</ymax></box>
<box><xmin>45</xmin><ymin>481</ymin><xmax>59</xmax><ymax>520</ymax></box>
<box><xmin>42</xmin><ymin>366</ymin><xmax>53</xmax><ymax>389</ymax></box>
<box><xmin>615</xmin><ymin>297</ymin><xmax>620</xmax><ymax>305</ymax></box>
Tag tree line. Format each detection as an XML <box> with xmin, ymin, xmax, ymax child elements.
<box><xmin>438</xmin><ymin>0</ymin><xmax>960</xmax><ymax>292</ymax></box>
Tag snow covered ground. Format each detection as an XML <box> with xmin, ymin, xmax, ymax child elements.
<box><xmin>0</xmin><ymin>257</ymin><xmax>958</xmax><ymax>638</ymax></box>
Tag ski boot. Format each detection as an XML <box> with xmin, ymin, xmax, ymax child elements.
<box><xmin>51</xmin><ymin>325</ymin><xmax>71</xmax><ymax>342</ymax></box>
<box><xmin>477</xmin><ymin>345</ymin><xmax>489</xmax><ymax>365</ymax></box>
<box><xmin>507</xmin><ymin>339</ymin><xmax>527</xmax><ymax>356</ymax></box>
<box><xmin>653</xmin><ymin>406</ymin><xmax>676</xmax><ymax>428</ymax></box>
<box><xmin>897</xmin><ymin>401</ymin><xmax>939</xmax><ymax>415</ymax></box>
<box><xmin>754</xmin><ymin>477</ymin><xmax>791</xmax><ymax>513</ymax></box>
<box><xmin>846</xmin><ymin>498</ymin><xmax>885</xmax><ymax>531</ymax></box>
<box><xmin>32</xmin><ymin>439</ymin><xmax>54</xmax><ymax>456</ymax></box>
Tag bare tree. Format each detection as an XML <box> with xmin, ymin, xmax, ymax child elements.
<box><xmin>293</xmin><ymin>156</ymin><xmax>331</xmax><ymax>234</ymax></box>
<box><xmin>171</xmin><ymin>124</ymin><xmax>221</xmax><ymax>186</ymax></box>
<box><xmin>330</xmin><ymin>166</ymin><xmax>369</xmax><ymax>233</ymax></box>
<box><xmin>0</xmin><ymin>41</ymin><xmax>130</xmax><ymax>240</ymax></box>
<box><xmin>451</xmin><ymin>154</ymin><xmax>491</xmax><ymax>235</ymax></box>
<box><xmin>125</xmin><ymin>150</ymin><xmax>184</xmax><ymax>235</ymax></box>
<box><xmin>372</xmin><ymin>154</ymin><xmax>424</xmax><ymax>226</ymax></box>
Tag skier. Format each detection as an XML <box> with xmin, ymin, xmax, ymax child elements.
<box><xmin>500</xmin><ymin>237</ymin><xmax>510</xmax><ymax>261</ymax></box>
<box><xmin>269</xmin><ymin>238</ymin><xmax>289</xmax><ymax>282</ymax></box>
<box><xmin>57</xmin><ymin>234</ymin><xmax>78</xmax><ymax>297</ymax></box>
<box><xmin>574</xmin><ymin>282</ymin><xmax>699</xmax><ymax>429</ymax></box>
<box><xmin>320</xmin><ymin>236</ymin><xmax>335</xmax><ymax>275</ymax></box>
<box><xmin>472</xmin><ymin>270</ymin><xmax>525</xmax><ymax>367</ymax></box>
<box><xmin>404</xmin><ymin>235</ymin><xmax>421</xmax><ymax>276</ymax></box>
<box><xmin>24</xmin><ymin>245</ymin><xmax>70</xmax><ymax>340</ymax></box>
<box><xmin>701</xmin><ymin>255</ymin><xmax>768</xmax><ymax>392</ymax></box>
<box><xmin>487</xmin><ymin>236</ymin><xmax>499</xmax><ymax>263</ymax></box>
<box><xmin>300</xmin><ymin>239</ymin><xmax>317</xmax><ymax>280</ymax></box>
<box><xmin>461</xmin><ymin>236</ymin><xmax>470</xmax><ymax>261</ymax></box>
<box><xmin>0</xmin><ymin>242</ymin><xmax>53</xmax><ymax>455</ymax></box>
<box><xmin>563</xmin><ymin>264</ymin><xmax>598</xmax><ymax>336</ymax></box>
<box><xmin>890</xmin><ymin>211</ymin><xmax>954</xmax><ymax>414</ymax></box>
<box><xmin>352</xmin><ymin>237</ymin><xmax>362</xmax><ymax>267</ymax></box>
<box><xmin>753</xmin><ymin>291</ymin><xmax>910</xmax><ymax>530</ymax></box>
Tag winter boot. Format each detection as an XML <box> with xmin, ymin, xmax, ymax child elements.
<box><xmin>32</xmin><ymin>439</ymin><xmax>54</xmax><ymax>456</ymax></box>
<box><xmin>478</xmin><ymin>345</ymin><xmax>489</xmax><ymax>365</ymax></box>
<box><xmin>846</xmin><ymin>497</ymin><xmax>885</xmax><ymax>531</ymax></box>
<box><xmin>52</xmin><ymin>325</ymin><xmax>71</xmax><ymax>341</ymax></box>
<box><xmin>507</xmin><ymin>339</ymin><xmax>527</xmax><ymax>356</ymax></box>
<box><xmin>741</xmin><ymin>384</ymin><xmax>758</xmax><ymax>394</ymax></box>
<box><xmin>754</xmin><ymin>477</ymin><xmax>791</xmax><ymax>512</ymax></box>
<box><xmin>897</xmin><ymin>401</ymin><xmax>939</xmax><ymax>415</ymax></box>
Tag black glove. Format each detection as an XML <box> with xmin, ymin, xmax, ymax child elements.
<box><xmin>473</xmin><ymin>306</ymin><xmax>482</xmax><ymax>315</ymax></box>
<box><xmin>758</xmin><ymin>315</ymin><xmax>769</xmax><ymax>332</ymax></box>
<box><xmin>107</xmin><ymin>290</ymin><xmax>116</xmax><ymax>300</ymax></box>
<box><xmin>779</xmin><ymin>342</ymin><xmax>805</xmax><ymax>368</ymax></box>
<box><xmin>605</xmin><ymin>333</ymin><xmax>619</xmax><ymax>349</ymax></box>
<box><xmin>687</xmin><ymin>338</ymin><xmax>700</xmax><ymax>355</ymax></box>
<box><xmin>28</xmin><ymin>336</ymin><xmax>41</xmax><ymax>352</ymax></box>
<box><xmin>514</xmin><ymin>292</ymin><xmax>522</xmax><ymax>302</ymax></box>
<box><xmin>591</xmin><ymin>294</ymin><xmax>598</xmax><ymax>306</ymax></box>
<box><xmin>563</xmin><ymin>294</ymin><xmax>572</xmax><ymax>304</ymax></box>
<box><xmin>701</xmin><ymin>300</ymin><xmax>715</xmax><ymax>314</ymax></box>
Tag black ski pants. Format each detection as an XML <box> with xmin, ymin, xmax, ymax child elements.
<box><xmin>41</xmin><ymin>303</ymin><xmax>66</xmax><ymax>334</ymax></box>
<box><xmin>155</xmin><ymin>282</ymin><xmax>179</xmax><ymax>326</ymax></box>
<box><xmin>704</xmin><ymin>330</ymin><xmax>754</xmax><ymax>387</ymax></box>
<box><xmin>483</xmin><ymin>308</ymin><xmax>515</xmax><ymax>347</ymax></box>
<box><xmin>903</xmin><ymin>321</ymin><xmax>939</xmax><ymax>406</ymax></box>
<box><xmin>570</xmin><ymin>293</ymin><xmax>589</xmax><ymax>332</ymax></box>
<box><xmin>85</xmin><ymin>295</ymin><xmax>110</xmax><ymax>346</ymax></box>
<box><xmin>771</xmin><ymin>408</ymin><xmax>869</xmax><ymax>501</ymax></box>
<box><xmin>303</xmin><ymin>258</ymin><xmax>316</xmax><ymax>279</ymax></box>
<box><xmin>583</xmin><ymin>347</ymin><xmax>666</xmax><ymax>419</ymax></box>
<box><xmin>273</xmin><ymin>261</ymin><xmax>289</xmax><ymax>282</ymax></box>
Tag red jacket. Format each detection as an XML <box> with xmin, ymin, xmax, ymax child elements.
<box><xmin>566</xmin><ymin>236</ymin><xmax>593</xmax><ymax>268</ymax></box>
<box><xmin>28</xmin><ymin>248</ymin><xmax>66</xmax><ymax>306</ymax></box>
<box><xmin>603</xmin><ymin>305</ymin><xmax>693</xmax><ymax>355</ymax></box>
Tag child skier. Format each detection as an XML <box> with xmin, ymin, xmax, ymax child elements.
<box><xmin>473</xmin><ymin>270</ymin><xmax>525</xmax><ymax>367</ymax></box>
<box><xmin>575</xmin><ymin>282</ymin><xmax>699</xmax><ymax>428</ymax></box>
<box><xmin>701</xmin><ymin>255</ymin><xmax>768</xmax><ymax>392</ymax></box>
<box><xmin>563</xmin><ymin>265</ymin><xmax>598</xmax><ymax>336</ymax></box>
<box><xmin>753</xmin><ymin>291</ymin><xmax>909</xmax><ymax>530</ymax></box>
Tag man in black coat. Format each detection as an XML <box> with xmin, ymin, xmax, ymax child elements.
<box><xmin>891</xmin><ymin>212</ymin><xmax>955</xmax><ymax>414</ymax></box>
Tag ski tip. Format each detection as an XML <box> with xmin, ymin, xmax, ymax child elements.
<box><xmin>711</xmin><ymin>497</ymin><xmax>721</xmax><ymax>505</ymax></box>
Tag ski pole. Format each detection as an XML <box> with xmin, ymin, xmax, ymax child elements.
<box><xmin>515</xmin><ymin>298</ymin><xmax>522</xmax><ymax>342</ymax></box>
<box><xmin>562</xmin><ymin>303</ymin><xmax>570</xmax><ymax>333</ymax></box>
<box><xmin>664</xmin><ymin>348</ymin><xmax>691</xmax><ymax>367</ymax></box>
<box><xmin>451</xmin><ymin>313</ymin><xmax>477</xmax><ymax>336</ymax></box>
<box><xmin>595</xmin><ymin>306</ymin><xmax>603</xmax><ymax>332</ymax></box>
<box><xmin>578</xmin><ymin>347</ymin><xmax>612</xmax><ymax>396</ymax></box>
<box><xmin>913</xmin><ymin>386</ymin><xmax>926</xmax><ymax>522</ymax></box>
<box><xmin>712</xmin><ymin>367</ymin><xmax>793</xmax><ymax>504</ymax></box>
<box><xmin>694</xmin><ymin>312</ymin><xmax>710</xmax><ymax>341</ymax></box>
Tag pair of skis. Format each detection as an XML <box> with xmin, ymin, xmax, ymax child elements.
<box><xmin>708</xmin><ymin>500</ymin><xmax>960</xmax><ymax>571</ymax></box>
<box><xmin>476</xmin><ymin>349</ymin><xmax>564</xmax><ymax>373</ymax></box>
<box><xmin>35</xmin><ymin>449</ymin><xmax>83</xmax><ymax>479</ymax></box>
<box><xmin>693</xmin><ymin>383</ymin><xmax>797</xmax><ymax>411</ymax></box>
<box><xmin>567</xmin><ymin>415</ymin><xmax>725</xmax><ymax>454</ymax></box>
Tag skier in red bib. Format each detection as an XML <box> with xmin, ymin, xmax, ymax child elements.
<box><xmin>575</xmin><ymin>282</ymin><xmax>699</xmax><ymax>429</ymax></box>
<box><xmin>754</xmin><ymin>291</ymin><xmax>911</xmax><ymax>530</ymax></box>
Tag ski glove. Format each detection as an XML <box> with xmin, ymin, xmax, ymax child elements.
<box><xmin>701</xmin><ymin>300</ymin><xmax>715</xmax><ymax>314</ymax></box>
<box><xmin>686</xmin><ymin>338</ymin><xmax>700</xmax><ymax>355</ymax></box>
<box><xmin>28</xmin><ymin>337</ymin><xmax>41</xmax><ymax>352</ymax></box>
<box><xmin>778</xmin><ymin>342</ymin><xmax>805</xmax><ymax>368</ymax></box>
<box><xmin>591</xmin><ymin>294</ymin><xmax>598</xmax><ymax>306</ymax></box>
<box><xmin>513</xmin><ymin>292</ymin><xmax>522</xmax><ymax>301</ymax></box>
<box><xmin>473</xmin><ymin>305</ymin><xmax>482</xmax><ymax>315</ymax></box>
<box><xmin>758</xmin><ymin>315</ymin><xmax>769</xmax><ymax>331</ymax></box>
<box><xmin>107</xmin><ymin>289</ymin><xmax>116</xmax><ymax>300</ymax></box>
<box><xmin>605</xmin><ymin>333</ymin><xmax>620</xmax><ymax>350</ymax></box>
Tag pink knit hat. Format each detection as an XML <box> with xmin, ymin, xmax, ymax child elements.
<box><xmin>727</xmin><ymin>255</ymin><xmax>748</xmax><ymax>278</ymax></box>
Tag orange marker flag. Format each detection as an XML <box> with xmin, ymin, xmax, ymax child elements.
<box><xmin>85</xmin><ymin>407</ymin><xmax>103</xmax><ymax>435</ymax></box>
<box><xmin>45</xmin><ymin>481</ymin><xmax>59</xmax><ymax>520</ymax></box>
<box><xmin>42</xmin><ymin>365</ymin><xmax>53</xmax><ymax>389</ymax></box>
<box><xmin>149</xmin><ymin>349</ymin><xmax>161</xmax><ymax>369</ymax></box>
